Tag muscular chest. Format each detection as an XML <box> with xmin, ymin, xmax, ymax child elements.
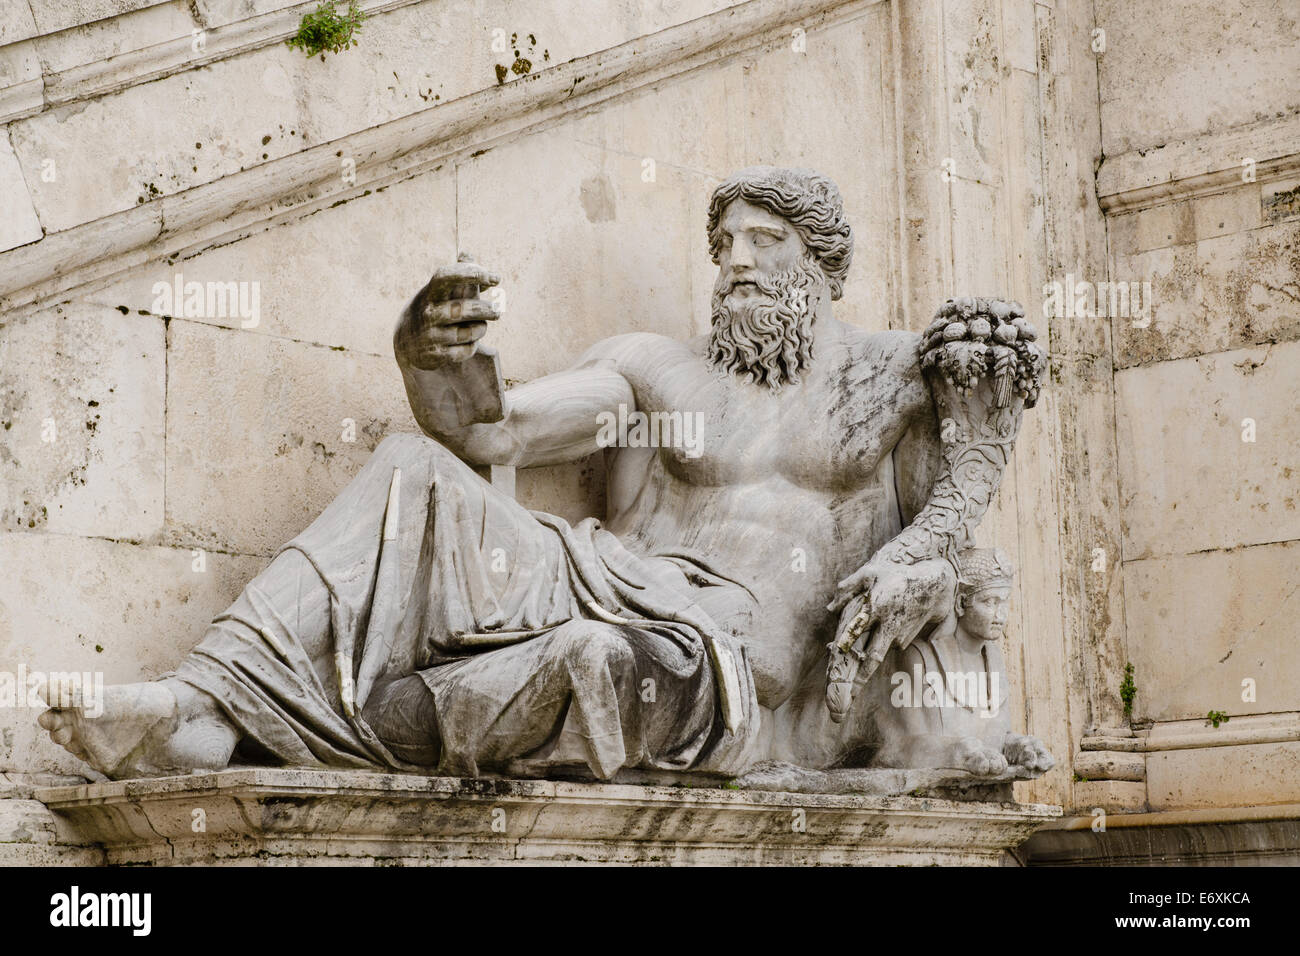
<box><xmin>627</xmin><ymin>355</ymin><xmax>898</xmax><ymax>492</ymax></box>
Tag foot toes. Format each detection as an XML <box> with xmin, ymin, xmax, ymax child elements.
<box><xmin>37</xmin><ymin>709</ymin><xmax>61</xmax><ymax>731</ymax></box>
<box><xmin>51</xmin><ymin>726</ymin><xmax>74</xmax><ymax>746</ymax></box>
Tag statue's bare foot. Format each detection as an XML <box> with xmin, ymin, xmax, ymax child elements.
<box><xmin>38</xmin><ymin>679</ymin><xmax>237</xmax><ymax>779</ymax></box>
<box><xmin>951</xmin><ymin>736</ymin><xmax>1009</xmax><ymax>776</ymax></box>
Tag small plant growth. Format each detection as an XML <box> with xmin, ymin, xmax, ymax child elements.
<box><xmin>1206</xmin><ymin>710</ymin><xmax>1230</xmax><ymax>728</ymax></box>
<box><xmin>287</xmin><ymin>1</ymin><xmax>367</xmax><ymax>59</ymax></box>
<box><xmin>1119</xmin><ymin>662</ymin><xmax>1136</xmax><ymax>719</ymax></box>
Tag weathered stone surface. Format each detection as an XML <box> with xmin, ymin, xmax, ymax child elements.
<box><xmin>26</xmin><ymin>0</ymin><xmax>173</xmax><ymax>37</ymax></box>
<box><xmin>1096</xmin><ymin>0</ymin><xmax>1300</xmax><ymax>155</ymax></box>
<box><xmin>514</xmin><ymin>457</ymin><xmax>606</xmax><ymax>528</ymax></box>
<box><xmin>1023</xmin><ymin>804</ymin><xmax>1300</xmax><ymax>865</ymax></box>
<box><xmin>1072</xmin><ymin>750</ymin><xmax>1145</xmax><ymax>782</ymax></box>
<box><xmin>1070</xmin><ymin>780</ymin><xmax>1147</xmax><ymax>814</ymax></box>
<box><xmin>1147</xmin><ymin>741</ymin><xmax>1300</xmax><ymax>811</ymax></box>
<box><xmin>456</xmin><ymin>137</ymin><xmax>696</xmax><ymax>381</ymax></box>
<box><xmin>35</xmin><ymin>769</ymin><xmax>1061</xmax><ymax>866</ymax></box>
<box><xmin>164</xmin><ymin>319</ymin><xmax>419</xmax><ymax>555</ymax></box>
<box><xmin>5</xmin><ymin>0</ymin><xmax>1295</xmax><ymax>868</ymax></box>
<box><xmin>1111</xmin><ymin>216</ymin><xmax>1300</xmax><ymax>368</ymax></box>
<box><xmin>0</xmin><ymin>532</ymin><xmax>266</xmax><ymax>776</ymax></box>
<box><xmin>1124</xmin><ymin>541</ymin><xmax>1300</xmax><ymax>722</ymax></box>
<box><xmin>0</xmin><ymin>304</ymin><xmax>164</xmax><ymax>540</ymax></box>
<box><xmin>0</xmin><ymin>1</ymin><xmax>38</xmax><ymax>45</ymax></box>
<box><xmin>91</xmin><ymin>166</ymin><xmax>457</xmax><ymax>357</ymax></box>
<box><xmin>37</xmin><ymin>165</ymin><xmax>1052</xmax><ymax>800</ymax></box>
<box><xmin>0</xmin><ymin>130</ymin><xmax>41</xmax><ymax>252</ymax></box>
<box><xmin>0</xmin><ymin>792</ymin><xmax>104</xmax><ymax>865</ymax></box>
<box><xmin>1114</xmin><ymin>340</ymin><xmax>1300</xmax><ymax>559</ymax></box>
<box><xmin>0</xmin><ymin>39</ymin><xmax>43</xmax><ymax>124</ymax></box>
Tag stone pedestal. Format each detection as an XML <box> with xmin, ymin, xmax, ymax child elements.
<box><xmin>35</xmin><ymin>769</ymin><xmax>1060</xmax><ymax>866</ymax></box>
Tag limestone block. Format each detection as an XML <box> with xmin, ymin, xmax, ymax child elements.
<box><xmin>33</xmin><ymin>1</ymin><xmax>199</xmax><ymax>75</ymax></box>
<box><xmin>1124</xmin><ymin>541</ymin><xmax>1300</xmax><ymax>721</ymax></box>
<box><xmin>1112</xmin><ymin>218</ymin><xmax>1300</xmax><ymax>368</ymax></box>
<box><xmin>457</xmin><ymin>134</ymin><xmax>695</xmax><ymax>381</ymax></box>
<box><xmin>1147</xmin><ymin>741</ymin><xmax>1300</xmax><ymax>811</ymax></box>
<box><xmin>1072</xmin><ymin>750</ymin><xmax>1145</xmax><ymax>782</ymax></box>
<box><xmin>941</xmin><ymin>0</ymin><xmax>1004</xmax><ymax>190</ymax></box>
<box><xmin>164</xmin><ymin>320</ymin><xmax>418</xmax><ymax>555</ymax></box>
<box><xmin>949</xmin><ymin>177</ymin><xmax>1007</xmax><ymax>298</ymax></box>
<box><xmin>1096</xmin><ymin>0</ymin><xmax>1300</xmax><ymax>155</ymax></box>
<box><xmin>0</xmin><ymin>1</ymin><xmax>37</xmax><ymax>45</ymax></box>
<box><xmin>1069</xmin><ymin>780</ymin><xmax>1147</xmax><ymax>814</ymax></box>
<box><xmin>26</xmin><ymin>1</ymin><xmax>173</xmax><ymax>37</ymax></box>
<box><xmin>1115</xmin><ymin>340</ymin><xmax>1300</xmax><ymax>558</ymax></box>
<box><xmin>1109</xmin><ymin>200</ymin><xmax>1195</xmax><ymax>256</ymax></box>
<box><xmin>1001</xmin><ymin>0</ymin><xmax>1038</xmax><ymax>74</ymax></box>
<box><xmin>0</xmin><ymin>304</ymin><xmax>164</xmax><ymax>540</ymax></box>
<box><xmin>1191</xmin><ymin>185</ymin><xmax>1263</xmax><ymax>242</ymax></box>
<box><xmin>90</xmin><ymin>166</ymin><xmax>456</xmax><ymax>356</ymax></box>
<box><xmin>0</xmin><ymin>39</ymin><xmax>44</xmax><ymax>122</ymax></box>
<box><xmin>9</xmin><ymin>51</ymin><xmax>308</xmax><ymax>233</ymax></box>
<box><xmin>0</xmin><ymin>532</ymin><xmax>267</xmax><ymax>776</ymax></box>
<box><xmin>0</xmin><ymin>130</ymin><xmax>42</xmax><ymax>252</ymax></box>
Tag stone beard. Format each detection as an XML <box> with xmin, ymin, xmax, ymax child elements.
<box><xmin>708</xmin><ymin>252</ymin><xmax>825</xmax><ymax>389</ymax></box>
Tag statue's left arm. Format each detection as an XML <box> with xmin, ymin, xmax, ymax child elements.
<box><xmin>824</xmin><ymin>298</ymin><xmax>1046</xmax><ymax>720</ymax></box>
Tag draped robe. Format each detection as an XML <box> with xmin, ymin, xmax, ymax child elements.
<box><xmin>175</xmin><ymin>434</ymin><xmax>760</xmax><ymax>779</ymax></box>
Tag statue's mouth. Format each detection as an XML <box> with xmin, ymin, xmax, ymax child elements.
<box><xmin>729</xmin><ymin>280</ymin><xmax>760</xmax><ymax>296</ymax></box>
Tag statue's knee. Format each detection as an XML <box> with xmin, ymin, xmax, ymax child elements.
<box><xmin>374</xmin><ymin>432</ymin><xmax>460</xmax><ymax>471</ymax></box>
<box><xmin>376</xmin><ymin>432</ymin><xmax>437</xmax><ymax>458</ymax></box>
<box><xmin>552</xmin><ymin>621</ymin><xmax>635</xmax><ymax>672</ymax></box>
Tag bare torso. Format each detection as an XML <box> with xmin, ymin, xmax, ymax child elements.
<box><xmin>587</xmin><ymin>320</ymin><xmax>933</xmax><ymax>708</ymax></box>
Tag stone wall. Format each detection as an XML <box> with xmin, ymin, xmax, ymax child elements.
<box><xmin>1065</xmin><ymin>0</ymin><xmax>1300</xmax><ymax>823</ymax></box>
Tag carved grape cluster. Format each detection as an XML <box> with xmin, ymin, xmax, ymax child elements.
<box><xmin>919</xmin><ymin>297</ymin><xmax>1046</xmax><ymax>408</ymax></box>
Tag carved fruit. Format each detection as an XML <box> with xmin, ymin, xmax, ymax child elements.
<box><xmin>968</xmin><ymin>317</ymin><xmax>992</xmax><ymax>341</ymax></box>
<box><xmin>942</xmin><ymin>321</ymin><xmax>968</xmax><ymax>342</ymax></box>
<box><xmin>989</xmin><ymin>300</ymin><xmax>1012</xmax><ymax>322</ymax></box>
<box><xmin>1011</xmin><ymin>317</ymin><xmax>1037</xmax><ymax>341</ymax></box>
<box><xmin>993</xmin><ymin>323</ymin><xmax>1018</xmax><ymax>344</ymax></box>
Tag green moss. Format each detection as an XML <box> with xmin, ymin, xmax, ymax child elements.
<box><xmin>287</xmin><ymin>1</ymin><xmax>367</xmax><ymax>59</ymax></box>
<box><xmin>1205</xmin><ymin>710</ymin><xmax>1230</xmax><ymax>729</ymax></box>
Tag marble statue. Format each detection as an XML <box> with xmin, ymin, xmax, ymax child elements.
<box><xmin>39</xmin><ymin>166</ymin><xmax>1052</xmax><ymax>790</ymax></box>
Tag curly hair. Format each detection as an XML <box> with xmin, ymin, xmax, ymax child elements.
<box><xmin>706</xmin><ymin>166</ymin><xmax>854</xmax><ymax>300</ymax></box>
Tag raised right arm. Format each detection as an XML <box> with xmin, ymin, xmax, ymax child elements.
<box><xmin>394</xmin><ymin>263</ymin><xmax>636</xmax><ymax>468</ymax></box>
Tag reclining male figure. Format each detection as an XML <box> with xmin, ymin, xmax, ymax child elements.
<box><xmin>40</xmin><ymin>166</ymin><xmax>1044</xmax><ymax>781</ymax></box>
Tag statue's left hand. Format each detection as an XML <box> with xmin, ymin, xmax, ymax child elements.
<box><xmin>825</xmin><ymin>555</ymin><xmax>955</xmax><ymax>711</ymax></box>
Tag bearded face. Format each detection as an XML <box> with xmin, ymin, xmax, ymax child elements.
<box><xmin>709</xmin><ymin>251</ymin><xmax>825</xmax><ymax>390</ymax></box>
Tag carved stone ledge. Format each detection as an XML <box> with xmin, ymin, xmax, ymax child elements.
<box><xmin>36</xmin><ymin>769</ymin><xmax>1060</xmax><ymax>866</ymax></box>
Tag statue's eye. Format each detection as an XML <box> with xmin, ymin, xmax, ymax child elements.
<box><xmin>752</xmin><ymin>233</ymin><xmax>777</xmax><ymax>247</ymax></box>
